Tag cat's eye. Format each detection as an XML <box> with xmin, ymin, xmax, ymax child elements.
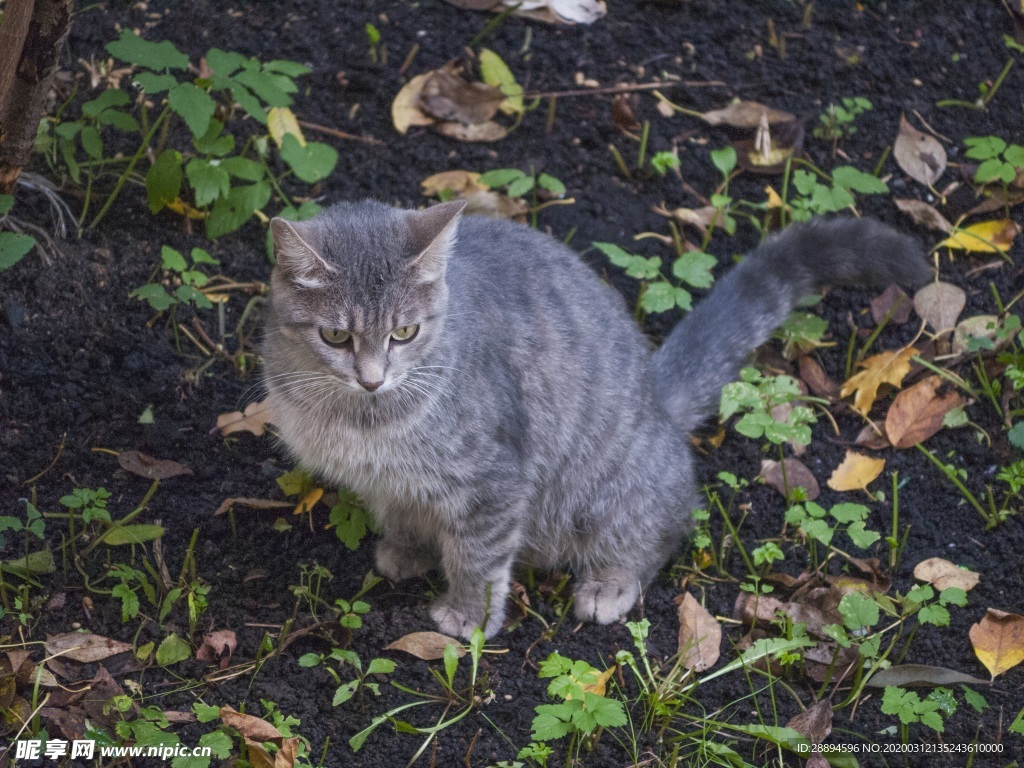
<box><xmin>390</xmin><ymin>324</ymin><xmax>419</xmax><ymax>343</ymax></box>
<box><xmin>319</xmin><ymin>327</ymin><xmax>352</xmax><ymax>346</ymax></box>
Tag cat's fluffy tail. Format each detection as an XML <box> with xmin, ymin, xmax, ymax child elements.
<box><xmin>650</xmin><ymin>217</ymin><xmax>931</xmax><ymax>433</ymax></box>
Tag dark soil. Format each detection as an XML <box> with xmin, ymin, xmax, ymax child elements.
<box><xmin>2</xmin><ymin>1</ymin><xmax>1023</xmax><ymax>766</ymax></box>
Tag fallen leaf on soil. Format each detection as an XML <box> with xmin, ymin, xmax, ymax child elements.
<box><xmin>733</xmin><ymin>592</ymin><xmax>784</xmax><ymax>625</ymax></box>
<box><xmin>220</xmin><ymin>706</ymin><xmax>285</xmax><ymax>743</ymax></box>
<box><xmin>676</xmin><ymin>592</ymin><xmax>721</xmax><ymax>671</ymax></box>
<box><xmin>969</xmin><ymin>609</ymin><xmax>1024</xmax><ymax>679</ymax></box>
<box><xmin>786</xmin><ymin>699</ymin><xmax>832</xmax><ymax>745</ymax></box>
<box><xmin>759</xmin><ymin>458</ymin><xmax>820</xmax><ymax>501</ymax></box>
<box><xmin>865</xmin><ymin>664</ymin><xmax>990</xmax><ymax>688</ymax></box>
<box><xmin>434</xmin><ymin>119</ymin><xmax>508</xmax><ymax>142</ymax></box>
<box><xmin>854</xmin><ymin>420</ymin><xmax>891</xmax><ymax>450</ymax></box>
<box><xmin>267</xmin><ymin>106</ymin><xmax>305</xmax><ymax>148</ymax></box>
<box><xmin>421</xmin><ymin>170</ymin><xmax>486</xmax><ymax>197</ymax></box>
<box><xmin>196</xmin><ymin>630</ymin><xmax>238</xmax><ymax>669</ymax></box>
<box><xmin>870</xmin><ymin>284</ymin><xmax>913</xmax><ymax>325</ymax></box>
<box><xmin>840</xmin><ymin>345</ymin><xmax>918</xmax><ymax>416</ymax></box>
<box><xmin>101</xmin><ymin>523</ymin><xmax>165</xmax><ymax>546</ymax></box>
<box><xmin>385</xmin><ymin>631</ymin><xmax>466</xmax><ymax>661</ymax></box>
<box><xmin>698</xmin><ymin>99</ymin><xmax>794</xmax><ymax>128</ymax></box>
<box><xmin>117</xmin><ymin>450</ymin><xmax>193</xmax><ymax>480</ymax></box>
<box><xmin>214</xmin><ymin>497</ymin><xmax>292</xmax><ymax>516</ymax></box>
<box><xmin>579</xmin><ymin>666</ymin><xmax>614</xmax><ymax>696</ymax></box>
<box><xmin>797</xmin><ymin>356</ymin><xmax>838</xmax><ymax>400</ymax></box>
<box><xmin>655</xmin><ymin>204</ymin><xmax>728</xmax><ymax>236</ymax></box>
<box><xmin>392</xmin><ymin>73</ymin><xmax>435</xmax><ymax>134</ymax></box>
<box><xmin>81</xmin><ymin>666</ymin><xmax>128</xmax><ymax>727</ymax></box>
<box><xmin>45</xmin><ymin>633</ymin><xmax>133</xmax><ymax>663</ymax></box>
<box><xmin>611</xmin><ymin>94</ymin><xmax>641</xmax><ymax>132</ymax></box>
<box><xmin>293</xmin><ymin>487</ymin><xmax>323</xmax><ymax>515</ymax></box>
<box><xmin>421</xmin><ymin>171</ymin><xmax>527</xmax><ymax>220</ymax></box>
<box><xmin>939</xmin><ymin>219</ymin><xmax>1021</xmax><ymax>252</ymax></box>
<box><xmin>914</xmin><ymin>558</ymin><xmax>980</xmax><ymax>592</ymax></box>
<box><xmin>914</xmin><ymin>282</ymin><xmax>966</xmax><ymax>334</ymax></box>
<box><xmin>419</xmin><ymin>66</ymin><xmax>505</xmax><ymax>125</ymax></box>
<box><xmin>215</xmin><ymin>400</ymin><xmax>273</xmax><ymax>437</ymax></box>
<box><xmin>893</xmin><ymin>198</ymin><xmax>952</xmax><ymax>233</ymax></box>
<box><xmin>953</xmin><ymin>315</ymin><xmax>1002</xmax><ymax>355</ymax></box>
<box><xmin>885</xmin><ymin>375</ymin><xmax>965</xmax><ymax>448</ymax></box>
<box><xmin>501</xmin><ymin>0</ymin><xmax>607</xmax><ymax>24</ymax></box>
<box><xmin>893</xmin><ymin>115</ymin><xmax>947</xmax><ymax>187</ymax></box>
<box><xmin>827</xmin><ymin>451</ymin><xmax>885</xmax><ymax>492</ymax></box>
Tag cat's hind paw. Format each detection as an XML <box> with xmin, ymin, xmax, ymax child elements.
<box><xmin>375</xmin><ymin>538</ymin><xmax>437</xmax><ymax>582</ymax></box>
<box><xmin>574</xmin><ymin>570</ymin><xmax>641</xmax><ymax>625</ymax></box>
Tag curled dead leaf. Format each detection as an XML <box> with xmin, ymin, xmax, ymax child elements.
<box><xmin>196</xmin><ymin>630</ymin><xmax>238</xmax><ymax>669</ymax></box>
<box><xmin>854</xmin><ymin>420</ymin><xmax>891</xmax><ymax>450</ymax></box>
<box><xmin>969</xmin><ymin>609</ymin><xmax>1024</xmax><ymax>680</ymax></box>
<box><xmin>798</xmin><ymin>356</ymin><xmax>839</xmax><ymax>400</ymax></box>
<box><xmin>220</xmin><ymin>706</ymin><xmax>284</xmax><ymax>743</ymax></box>
<box><xmin>913</xmin><ymin>557</ymin><xmax>980</xmax><ymax>592</ymax></box>
<box><xmin>215</xmin><ymin>400</ymin><xmax>273</xmax><ymax>437</ymax></box>
<box><xmin>419</xmin><ymin>67</ymin><xmax>505</xmax><ymax>125</ymax></box>
<box><xmin>392</xmin><ymin>73</ymin><xmax>435</xmax><ymax>134</ymax></box>
<box><xmin>893</xmin><ymin>198</ymin><xmax>952</xmax><ymax>234</ymax></box>
<box><xmin>870</xmin><ymin>284</ymin><xmax>913</xmax><ymax>325</ymax></box>
<box><xmin>914</xmin><ymin>282</ymin><xmax>966</xmax><ymax>334</ymax></box>
<box><xmin>786</xmin><ymin>699</ymin><xmax>832</xmax><ymax>745</ymax></box>
<box><xmin>676</xmin><ymin>592</ymin><xmax>721</xmax><ymax>671</ymax></box>
<box><xmin>385</xmin><ymin>631</ymin><xmax>465</xmax><ymax>661</ymax></box>
<box><xmin>893</xmin><ymin>115</ymin><xmax>947</xmax><ymax>188</ymax></box>
<box><xmin>884</xmin><ymin>375</ymin><xmax>965</xmax><ymax>449</ymax></box>
<box><xmin>939</xmin><ymin>220</ymin><xmax>1021</xmax><ymax>253</ymax></box>
<box><xmin>827</xmin><ymin>451</ymin><xmax>885</xmax><ymax>492</ymax></box>
<box><xmin>45</xmin><ymin>633</ymin><xmax>133</xmax><ymax>664</ymax></box>
<box><xmin>699</xmin><ymin>100</ymin><xmax>795</xmax><ymax>128</ymax></box>
<box><xmin>118</xmin><ymin>450</ymin><xmax>193</xmax><ymax>480</ymax></box>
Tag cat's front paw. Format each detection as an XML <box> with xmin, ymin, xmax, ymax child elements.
<box><xmin>574</xmin><ymin>570</ymin><xmax>641</xmax><ymax>625</ymax></box>
<box><xmin>429</xmin><ymin>597</ymin><xmax>500</xmax><ymax>640</ymax></box>
<box><xmin>375</xmin><ymin>538</ymin><xmax>437</xmax><ymax>582</ymax></box>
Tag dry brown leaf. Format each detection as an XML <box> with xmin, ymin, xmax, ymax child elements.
<box><xmin>385</xmin><ymin>631</ymin><xmax>466</xmax><ymax>661</ymax></box>
<box><xmin>118</xmin><ymin>450</ymin><xmax>193</xmax><ymax>480</ymax></box>
<box><xmin>914</xmin><ymin>282</ymin><xmax>966</xmax><ymax>334</ymax></box>
<box><xmin>884</xmin><ymin>375</ymin><xmax>965</xmax><ymax>448</ymax></box>
<box><xmin>798</xmin><ymin>356</ymin><xmax>839</xmax><ymax>399</ymax></box>
<box><xmin>216</xmin><ymin>400</ymin><xmax>273</xmax><ymax>437</ymax></box>
<box><xmin>392</xmin><ymin>73</ymin><xmax>435</xmax><ymax>134</ymax></box>
<box><xmin>676</xmin><ymin>592</ymin><xmax>721</xmax><ymax>671</ymax></box>
<box><xmin>45</xmin><ymin>633</ymin><xmax>133</xmax><ymax>664</ymax></box>
<box><xmin>893</xmin><ymin>115</ymin><xmax>947</xmax><ymax>188</ymax></box>
<box><xmin>421</xmin><ymin>171</ymin><xmax>527</xmax><ymax>220</ymax></box>
<box><xmin>699</xmin><ymin>100</ymin><xmax>794</xmax><ymax>128</ymax></box>
<box><xmin>419</xmin><ymin>68</ymin><xmax>505</xmax><ymax>125</ymax></box>
<box><xmin>913</xmin><ymin>558</ymin><xmax>980</xmax><ymax>592</ymax></box>
<box><xmin>196</xmin><ymin>630</ymin><xmax>238</xmax><ymax>669</ymax></box>
<box><xmin>840</xmin><ymin>346</ymin><xmax>918</xmax><ymax>416</ymax></box>
<box><xmin>939</xmin><ymin>219</ymin><xmax>1021</xmax><ymax>253</ymax></box>
<box><xmin>969</xmin><ymin>609</ymin><xmax>1024</xmax><ymax>680</ymax></box>
<box><xmin>611</xmin><ymin>94</ymin><xmax>641</xmax><ymax>133</ymax></box>
<box><xmin>870</xmin><ymin>284</ymin><xmax>913</xmax><ymax>325</ymax></box>
<box><xmin>866</xmin><ymin>664</ymin><xmax>990</xmax><ymax>688</ymax></box>
<box><xmin>659</xmin><ymin>205</ymin><xmax>728</xmax><ymax>236</ymax></box>
<box><xmin>220</xmin><ymin>706</ymin><xmax>284</xmax><ymax>743</ymax></box>
<box><xmin>854</xmin><ymin>420</ymin><xmax>891</xmax><ymax>450</ymax></box>
<box><xmin>786</xmin><ymin>699</ymin><xmax>833</xmax><ymax>745</ymax></box>
<box><xmin>893</xmin><ymin>198</ymin><xmax>952</xmax><ymax>233</ymax></box>
<box><xmin>733</xmin><ymin>592</ymin><xmax>784</xmax><ymax>625</ymax></box>
<box><xmin>827</xmin><ymin>451</ymin><xmax>885</xmax><ymax>492</ymax></box>
<box><xmin>759</xmin><ymin>458</ymin><xmax>820</xmax><ymax>501</ymax></box>
<box><xmin>434</xmin><ymin>120</ymin><xmax>508</xmax><ymax>142</ymax></box>
<box><xmin>421</xmin><ymin>170</ymin><xmax>485</xmax><ymax>197</ymax></box>
<box><xmin>214</xmin><ymin>497</ymin><xmax>292</xmax><ymax>516</ymax></box>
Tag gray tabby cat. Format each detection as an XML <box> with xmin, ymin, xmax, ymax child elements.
<box><xmin>263</xmin><ymin>201</ymin><xmax>928</xmax><ymax>639</ymax></box>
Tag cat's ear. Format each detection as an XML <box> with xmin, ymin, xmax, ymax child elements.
<box><xmin>407</xmin><ymin>200</ymin><xmax>466</xmax><ymax>281</ymax></box>
<box><xmin>270</xmin><ymin>218</ymin><xmax>335</xmax><ymax>288</ymax></box>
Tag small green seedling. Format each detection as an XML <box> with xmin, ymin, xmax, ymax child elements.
<box><xmin>478</xmin><ymin>167</ymin><xmax>569</xmax><ymax>227</ymax></box>
<box><xmin>650</xmin><ymin>150</ymin><xmax>681</xmax><ymax>176</ymax></box>
<box><xmin>720</xmin><ymin>367</ymin><xmax>820</xmax><ymax>448</ymax></box>
<box><xmin>814</xmin><ymin>97</ymin><xmax>872</xmax><ymax>154</ymax></box>
<box><xmin>299</xmin><ymin>648</ymin><xmax>396</xmax><ymax>706</ymax></box>
<box><xmin>963</xmin><ymin>135</ymin><xmax>1024</xmax><ymax>184</ymax></box>
<box><xmin>130</xmin><ymin>245</ymin><xmax>220</xmax><ymax>312</ymax></box>
<box><xmin>593</xmin><ymin>241</ymin><xmax>716</xmax><ymax>317</ymax></box>
<box><xmin>787</xmin><ymin>166</ymin><xmax>888</xmax><ymax>221</ymax></box>
<box><xmin>365</xmin><ymin>23</ymin><xmax>384</xmax><ymax>64</ymax></box>
<box><xmin>531</xmin><ymin>653</ymin><xmax>627</xmax><ymax>747</ymax></box>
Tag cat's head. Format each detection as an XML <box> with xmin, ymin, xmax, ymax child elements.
<box><xmin>266</xmin><ymin>200</ymin><xmax>465</xmax><ymax>395</ymax></box>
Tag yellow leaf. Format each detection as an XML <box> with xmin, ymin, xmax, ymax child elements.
<box><xmin>267</xmin><ymin>106</ymin><xmax>305</xmax><ymax>148</ymax></box>
<box><xmin>969</xmin><ymin>609</ymin><xmax>1024</xmax><ymax>680</ymax></box>
<box><xmin>293</xmin><ymin>487</ymin><xmax>323</xmax><ymax>515</ymax></box>
<box><xmin>391</xmin><ymin>72</ymin><xmax>435</xmax><ymax>135</ymax></box>
<box><xmin>764</xmin><ymin>185</ymin><xmax>784</xmax><ymax>209</ymax></box>
<box><xmin>165</xmin><ymin>198</ymin><xmax>208</xmax><ymax>220</ymax></box>
<box><xmin>420</xmin><ymin>170</ymin><xmax>485</xmax><ymax>197</ymax></box>
<box><xmin>938</xmin><ymin>220</ymin><xmax>1021</xmax><ymax>253</ymax></box>
<box><xmin>827</xmin><ymin>450</ymin><xmax>885</xmax><ymax>492</ymax></box>
<box><xmin>839</xmin><ymin>345</ymin><xmax>918</xmax><ymax>416</ymax></box>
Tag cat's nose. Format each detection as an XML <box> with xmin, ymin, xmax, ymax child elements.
<box><xmin>358</xmin><ymin>378</ymin><xmax>384</xmax><ymax>392</ymax></box>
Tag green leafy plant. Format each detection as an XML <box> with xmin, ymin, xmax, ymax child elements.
<box><xmin>478</xmin><ymin>167</ymin><xmax>570</xmax><ymax>227</ymax></box>
<box><xmin>37</xmin><ymin>31</ymin><xmax>337</xmax><ymax>236</ymax></box>
<box><xmin>130</xmin><ymin>245</ymin><xmax>220</xmax><ymax>312</ymax></box>
<box><xmin>813</xmin><ymin>96</ymin><xmax>872</xmax><ymax>153</ymax></box>
<box><xmin>593</xmin><ymin>241</ymin><xmax>716</xmax><ymax>317</ymax></box>
<box><xmin>530</xmin><ymin>653</ymin><xmax>627</xmax><ymax>748</ymax></box>
<box><xmin>786</xmin><ymin>165</ymin><xmax>888</xmax><ymax>221</ymax></box>
<box><xmin>650</xmin><ymin>150</ymin><xmax>681</xmax><ymax>176</ymax></box>
<box><xmin>963</xmin><ymin>135</ymin><xmax>1024</xmax><ymax>184</ymax></box>
<box><xmin>299</xmin><ymin>648</ymin><xmax>396</xmax><ymax>706</ymax></box>
<box><xmin>720</xmin><ymin>367</ymin><xmax>821</xmax><ymax>448</ymax></box>
<box><xmin>0</xmin><ymin>194</ymin><xmax>37</xmax><ymax>272</ymax></box>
